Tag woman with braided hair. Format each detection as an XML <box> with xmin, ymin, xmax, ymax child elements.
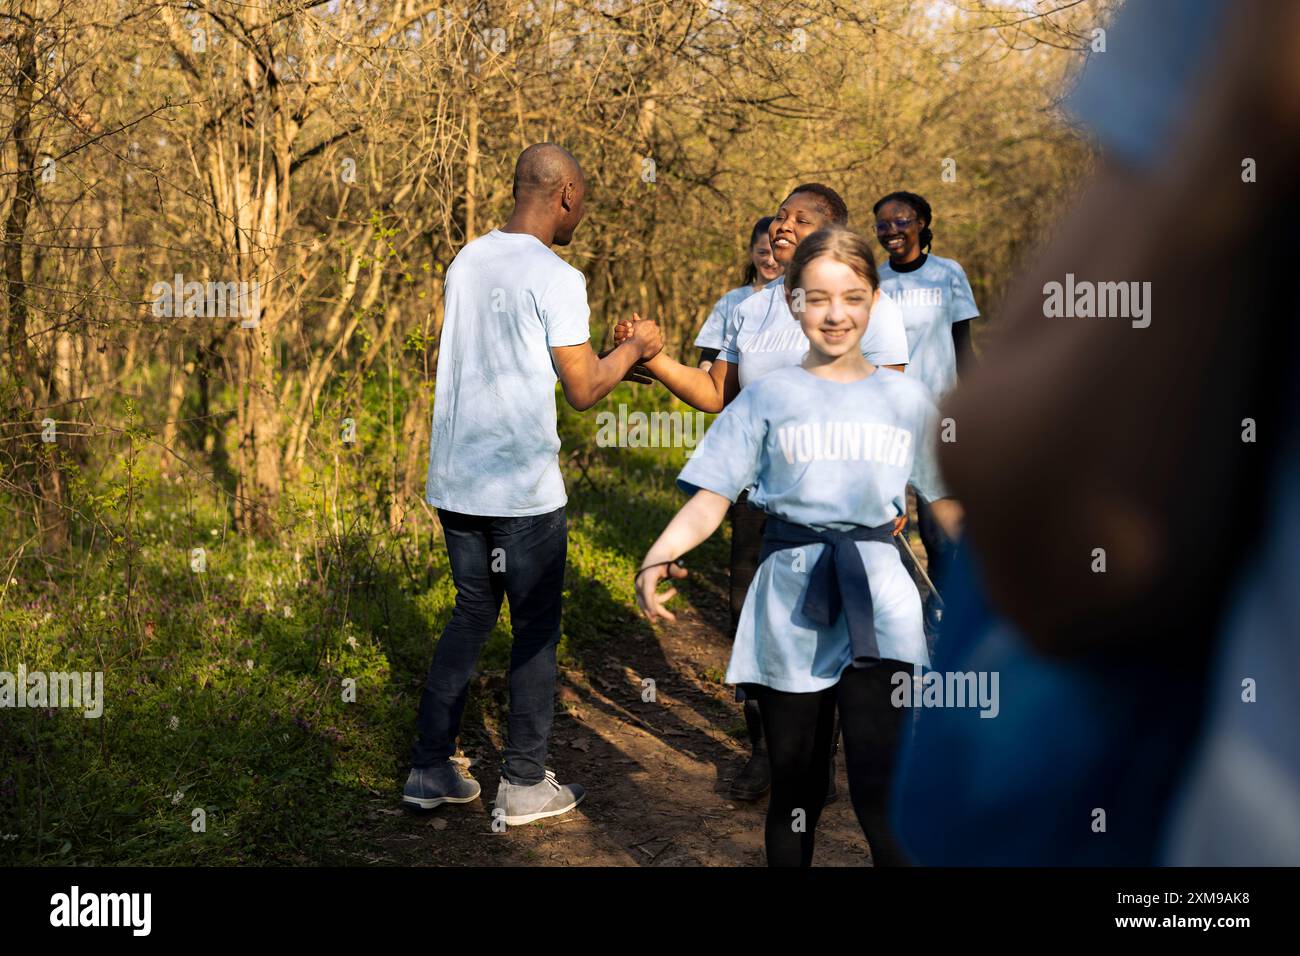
<box><xmin>874</xmin><ymin>191</ymin><xmax>976</xmax><ymax>607</ymax></box>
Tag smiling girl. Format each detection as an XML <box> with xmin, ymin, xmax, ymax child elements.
<box><xmin>614</xmin><ymin>185</ymin><xmax>911</xmax><ymax>803</ymax></box>
<box><xmin>634</xmin><ymin>228</ymin><xmax>957</xmax><ymax>866</ymax></box>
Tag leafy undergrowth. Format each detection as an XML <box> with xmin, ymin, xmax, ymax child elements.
<box><xmin>0</xmin><ymin>382</ymin><xmax>728</xmax><ymax>865</ymax></box>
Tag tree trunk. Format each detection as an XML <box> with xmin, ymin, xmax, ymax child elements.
<box><xmin>2</xmin><ymin>22</ymin><xmax>67</xmax><ymax>551</ymax></box>
<box><xmin>465</xmin><ymin>92</ymin><xmax>479</xmax><ymax>241</ymax></box>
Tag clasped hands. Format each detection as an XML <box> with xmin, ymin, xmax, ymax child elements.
<box><xmin>598</xmin><ymin>313</ymin><xmax>662</xmax><ymax>385</ymax></box>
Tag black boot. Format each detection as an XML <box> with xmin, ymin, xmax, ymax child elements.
<box><xmin>729</xmin><ymin>698</ymin><xmax>770</xmax><ymax>801</ymax></box>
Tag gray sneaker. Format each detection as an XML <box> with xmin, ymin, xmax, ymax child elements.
<box><xmin>402</xmin><ymin>761</ymin><xmax>482</xmax><ymax>809</ymax></box>
<box><xmin>493</xmin><ymin>769</ymin><xmax>585</xmax><ymax>826</ymax></box>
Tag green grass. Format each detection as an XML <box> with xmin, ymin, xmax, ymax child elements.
<box><xmin>0</xmin><ymin>381</ymin><xmax>728</xmax><ymax>864</ymax></box>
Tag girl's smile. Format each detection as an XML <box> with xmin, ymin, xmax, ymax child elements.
<box><xmin>789</xmin><ymin>256</ymin><xmax>877</xmax><ymax>367</ymax></box>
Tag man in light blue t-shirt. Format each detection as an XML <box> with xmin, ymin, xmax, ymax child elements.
<box><xmin>403</xmin><ymin>143</ymin><xmax>663</xmax><ymax>826</ymax></box>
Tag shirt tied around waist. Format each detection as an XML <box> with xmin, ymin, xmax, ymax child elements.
<box><xmin>758</xmin><ymin>515</ymin><xmax>899</xmax><ymax>665</ymax></box>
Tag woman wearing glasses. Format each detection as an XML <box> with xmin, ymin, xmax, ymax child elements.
<box><xmin>873</xmin><ymin>192</ymin><xmax>976</xmax><ymax>604</ymax></box>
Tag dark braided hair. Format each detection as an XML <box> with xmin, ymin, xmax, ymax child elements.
<box><xmin>873</xmin><ymin>191</ymin><xmax>933</xmax><ymax>254</ymax></box>
<box><xmin>741</xmin><ymin>215</ymin><xmax>776</xmax><ymax>287</ymax></box>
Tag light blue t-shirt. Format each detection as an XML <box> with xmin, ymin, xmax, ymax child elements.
<box><xmin>425</xmin><ymin>229</ymin><xmax>591</xmax><ymax>517</ymax></box>
<box><xmin>695</xmin><ymin>285</ymin><xmax>757</xmax><ymax>352</ymax></box>
<box><xmin>677</xmin><ymin>365</ymin><xmax>948</xmax><ymax>692</ymax></box>
<box><xmin>878</xmin><ymin>254</ymin><xmax>979</xmax><ymax>404</ymax></box>
<box><xmin>719</xmin><ymin>277</ymin><xmax>910</xmax><ymax>389</ymax></box>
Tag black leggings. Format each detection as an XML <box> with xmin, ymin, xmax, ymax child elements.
<box><xmin>751</xmin><ymin>661</ymin><xmax>912</xmax><ymax>867</ymax></box>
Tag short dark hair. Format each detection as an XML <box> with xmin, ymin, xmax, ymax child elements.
<box><xmin>512</xmin><ymin>143</ymin><xmax>581</xmax><ymax>200</ymax></box>
<box><xmin>784</xmin><ymin>183</ymin><xmax>849</xmax><ymax>226</ymax></box>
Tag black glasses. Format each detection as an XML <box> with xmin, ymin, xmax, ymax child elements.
<box><xmin>875</xmin><ymin>217</ymin><xmax>916</xmax><ymax>234</ymax></box>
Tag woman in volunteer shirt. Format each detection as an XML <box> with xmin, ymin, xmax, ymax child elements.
<box><xmin>695</xmin><ymin>216</ymin><xmax>782</xmax><ymax>372</ymax></box>
<box><xmin>634</xmin><ymin>228</ymin><xmax>958</xmax><ymax>866</ymax></box>
<box><xmin>685</xmin><ymin>212</ymin><xmax>777</xmax><ymax>796</ymax></box>
<box><xmin>873</xmin><ymin>192</ymin><xmax>977</xmax><ymax>598</ymax></box>
<box><xmin>615</xmin><ymin>184</ymin><xmax>910</xmax><ymax>803</ymax></box>
<box><xmin>618</xmin><ymin>184</ymin><xmax>909</xmax><ymax>411</ymax></box>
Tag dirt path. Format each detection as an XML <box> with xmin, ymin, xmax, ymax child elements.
<box><xmin>367</xmin><ymin>580</ymin><xmax>888</xmax><ymax>867</ymax></box>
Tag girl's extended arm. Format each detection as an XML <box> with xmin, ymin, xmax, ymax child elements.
<box><xmin>636</xmin><ymin>489</ymin><xmax>733</xmax><ymax>622</ymax></box>
<box><xmin>642</xmin><ymin>352</ymin><xmax>735</xmax><ymax>413</ymax></box>
<box><xmin>614</xmin><ymin>319</ymin><xmax>738</xmax><ymax>411</ymax></box>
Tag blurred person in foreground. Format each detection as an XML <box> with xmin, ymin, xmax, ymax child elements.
<box><xmin>893</xmin><ymin>0</ymin><xmax>1300</xmax><ymax>864</ymax></box>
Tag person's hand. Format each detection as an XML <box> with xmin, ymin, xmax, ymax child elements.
<box><xmin>892</xmin><ymin>514</ymin><xmax>907</xmax><ymax>536</ymax></box>
<box><xmin>613</xmin><ymin>318</ymin><xmax>634</xmax><ymax>346</ymax></box>
<box><xmin>635</xmin><ymin>560</ymin><xmax>688</xmax><ymax>622</ymax></box>
<box><xmin>628</xmin><ymin>313</ymin><xmax>663</xmax><ymax>362</ymax></box>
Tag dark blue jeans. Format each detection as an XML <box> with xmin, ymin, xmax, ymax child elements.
<box><xmin>411</xmin><ymin>506</ymin><xmax>567</xmax><ymax>785</ymax></box>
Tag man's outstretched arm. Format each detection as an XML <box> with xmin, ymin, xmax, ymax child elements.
<box><xmin>551</xmin><ymin>317</ymin><xmax>663</xmax><ymax>410</ymax></box>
